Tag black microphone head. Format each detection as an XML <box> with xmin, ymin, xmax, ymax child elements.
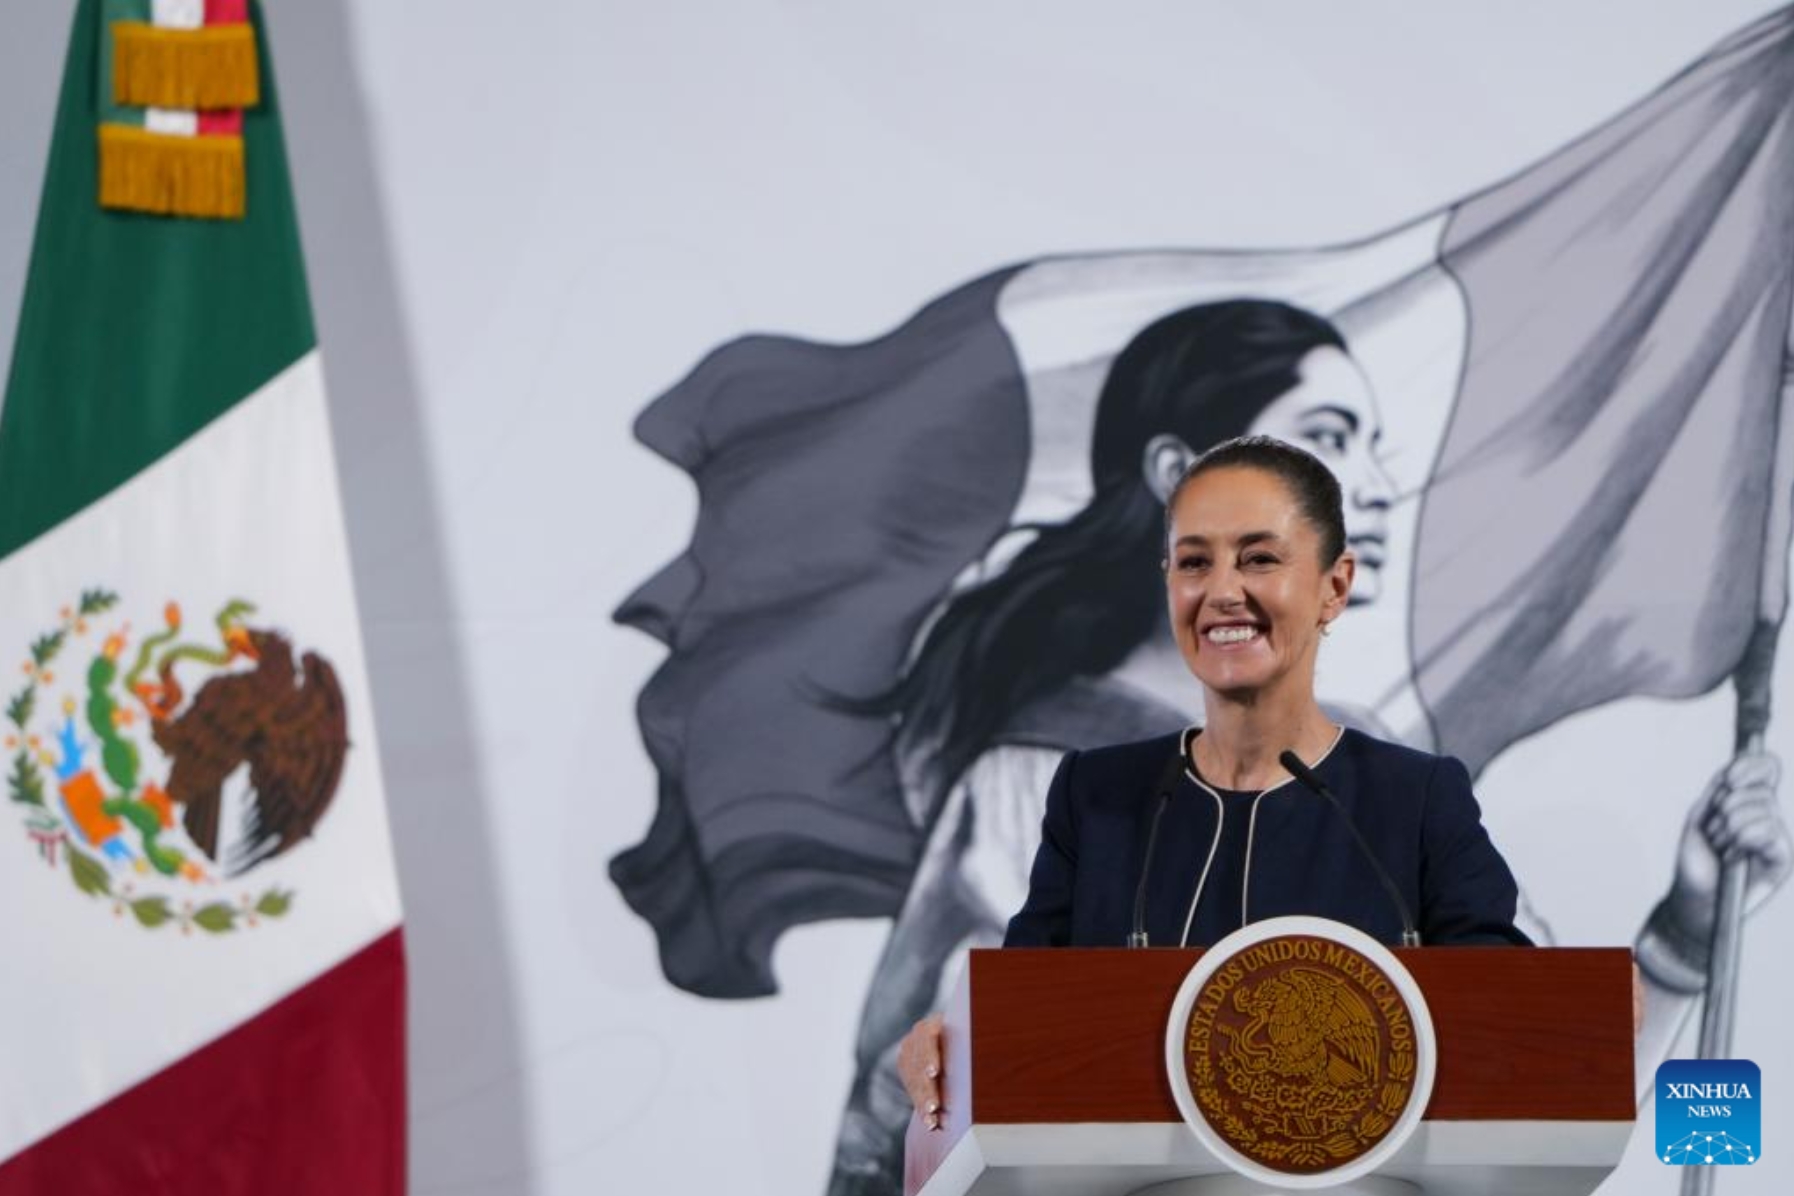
<box><xmin>1278</xmin><ymin>749</ymin><xmax>1331</xmax><ymax>798</ymax></box>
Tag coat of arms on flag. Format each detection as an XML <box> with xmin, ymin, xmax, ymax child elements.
<box><xmin>7</xmin><ymin>589</ymin><xmax>349</xmax><ymax>933</ymax></box>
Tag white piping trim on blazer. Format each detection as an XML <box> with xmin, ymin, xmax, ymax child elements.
<box><xmin>1176</xmin><ymin>724</ymin><xmax>1346</xmax><ymax>947</ymax></box>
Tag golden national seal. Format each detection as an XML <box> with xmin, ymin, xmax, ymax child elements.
<box><xmin>1180</xmin><ymin>933</ymin><xmax>1418</xmax><ymax>1174</ymax></box>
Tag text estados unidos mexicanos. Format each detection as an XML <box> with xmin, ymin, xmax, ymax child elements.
<box><xmin>1186</xmin><ymin>939</ymin><xmax>1408</xmax><ymax>1051</ymax></box>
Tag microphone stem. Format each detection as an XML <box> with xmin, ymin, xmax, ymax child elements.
<box><xmin>1329</xmin><ymin>794</ymin><xmax>1423</xmax><ymax>947</ymax></box>
<box><xmin>1278</xmin><ymin>750</ymin><xmax>1422</xmax><ymax>947</ymax></box>
<box><xmin>1129</xmin><ymin>789</ymin><xmax>1172</xmax><ymax>947</ymax></box>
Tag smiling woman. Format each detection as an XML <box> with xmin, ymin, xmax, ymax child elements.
<box><xmin>892</xmin><ymin>436</ymin><xmax>1532</xmax><ymax>1141</ymax></box>
<box><xmin>994</xmin><ymin>435</ymin><xmax>1527</xmax><ymax>949</ymax></box>
<box><xmin>1164</xmin><ymin>443</ymin><xmax>1353</xmax><ymax>709</ymax></box>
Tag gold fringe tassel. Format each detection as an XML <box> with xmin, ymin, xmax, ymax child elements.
<box><xmin>98</xmin><ymin>124</ymin><xmax>245</xmax><ymax>220</ymax></box>
<box><xmin>112</xmin><ymin>21</ymin><xmax>260</xmax><ymax>111</ymax></box>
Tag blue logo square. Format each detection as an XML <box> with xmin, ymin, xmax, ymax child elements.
<box><xmin>1656</xmin><ymin>1059</ymin><xmax>1760</xmax><ymax>1165</ymax></box>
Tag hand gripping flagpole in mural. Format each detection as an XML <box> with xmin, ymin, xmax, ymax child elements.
<box><xmin>1678</xmin><ymin>667</ymin><xmax>1774</xmax><ymax>1196</ymax></box>
<box><xmin>614</xmin><ymin>9</ymin><xmax>1794</xmax><ymax>1196</ymax></box>
<box><xmin>1682</xmin><ymin>356</ymin><xmax>1794</xmax><ymax>1196</ymax></box>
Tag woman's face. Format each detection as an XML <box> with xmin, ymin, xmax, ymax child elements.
<box><xmin>1247</xmin><ymin>346</ymin><xmax>1395</xmax><ymax>605</ymax></box>
<box><xmin>1165</xmin><ymin>466</ymin><xmax>1354</xmax><ymax>701</ymax></box>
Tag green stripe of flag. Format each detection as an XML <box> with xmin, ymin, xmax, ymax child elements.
<box><xmin>0</xmin><ymin>0</ymin><xmax>315</xmax><ymax>560</ymax></box>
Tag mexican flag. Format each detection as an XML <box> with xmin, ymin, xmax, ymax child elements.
<box><xmin>0</xmin><ymin>3</ymin><xmax>404</xmax><ymax>1192</ymax></box>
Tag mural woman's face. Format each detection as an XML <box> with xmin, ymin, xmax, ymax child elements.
<box><xmin>1247</xmin><ymin>346</ymin><xmax>1395</xmax><ymax>605</ymax></box>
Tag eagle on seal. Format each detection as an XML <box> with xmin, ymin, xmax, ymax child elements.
<box><xmin>147</xmin><ymin>624</ymin><xmax>349</xmax><ymax>875</ymax></box>
<box><xmin>1230</xmin><ymin>966</ymin><xmax>1382</xmax><ymax>1089</ymax></box>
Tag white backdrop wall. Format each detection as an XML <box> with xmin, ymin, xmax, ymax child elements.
<box><xmin>1</xmin><ymin>3</ymin><xmax>1790</xmax><ymax>1195</ymax></box>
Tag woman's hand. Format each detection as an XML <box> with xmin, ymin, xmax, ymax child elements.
<box><xmin>897</xmin><ymin>1013</ymin><xmax>945</xmax><ymax>1130</ymax></box>
<box><xmin>1664</xmin><ymin>752</ymin><xmax>1791</xmax><ymax>934</ymax></box>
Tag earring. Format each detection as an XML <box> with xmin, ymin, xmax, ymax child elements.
<box><xmin>1320</xmin><ymin>622</ymin><xmax>1333</xmax><ymax>637</ymax></box>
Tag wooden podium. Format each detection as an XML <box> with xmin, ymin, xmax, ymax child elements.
<box><xmin>905</xmin><ymin>947</ymin><xmax>1635</xmax><ymax>1196</ymax></box>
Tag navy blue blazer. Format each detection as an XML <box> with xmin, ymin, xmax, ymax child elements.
<box><xmin>1003</xmin><ymin>728</ymin><xmax>1531</xmax><ymax>948</ymax></box>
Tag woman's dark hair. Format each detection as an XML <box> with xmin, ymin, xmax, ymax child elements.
<box><xmin>1166</xmin><ymin>434</ymin><xmax>1347</xmax><ymax>565</ymax></box>
<box><xmin>882</xmin><ymin>299</ymin><xmax>1348</xmax><ymax>808</ymax></box>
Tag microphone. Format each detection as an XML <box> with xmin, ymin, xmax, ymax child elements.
<box><xmin>1129</xmin><ymin>752</ymin><xmax>1187</xmax><ymax>948</ymax></box>
<box><xmin>1277</xmin><ymin>749</ymin><xmax>1422</xmax><ymax>948</ymax></box>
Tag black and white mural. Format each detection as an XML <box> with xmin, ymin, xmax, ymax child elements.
<box><xmin>614</xmin><ymin>12</ymin><xmax>1793</xmax><ymax>1195</ymax></box>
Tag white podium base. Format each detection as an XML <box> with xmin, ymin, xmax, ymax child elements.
<box><xmin>917</xmin><ymin>1119</ymin><xmax>1635</xmax><ymax>1196</ymax></box>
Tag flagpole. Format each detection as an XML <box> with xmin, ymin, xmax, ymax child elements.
<box><xmin>1681</xmin><ymin>621</ymin><xmax>1778</xmax><ymax>1196</ymax></box>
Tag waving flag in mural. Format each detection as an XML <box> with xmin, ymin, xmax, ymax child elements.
<box><xmin>1406</xmin><ymin>14</ymin><xmax>1794</xmax><ymax>773</ymax></box>
<box><xmin>614</xmin><ymin>9</ymin><xmax>1794</xmax><ymax>1196</ymax></box>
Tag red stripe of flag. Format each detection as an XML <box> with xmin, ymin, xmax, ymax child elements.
<box><xmin>0</xmin><ymin>930</ymin><xmax>406</xmax><ymax>1196</ymax></box>
<box><xmin>198</xmin><ymin>0</ymin><xmax>249</xmax><ymax>136</ymax></box>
